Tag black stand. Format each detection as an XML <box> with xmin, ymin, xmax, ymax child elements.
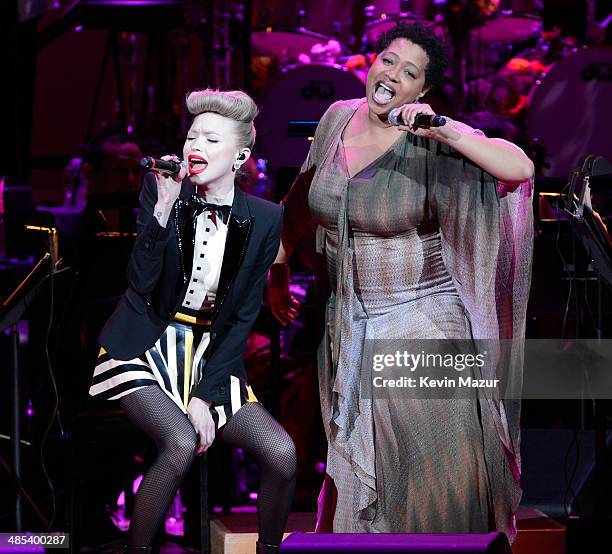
<box><xmin>199</xmin><ymin>454</ymin><xmax>210</xmax><ymax>554</ymax></box>
<box><xmin>563</xmin><ymin>155</ymin><xmax>612</xmax><ymax>551</ymax></box>
<box><xmin>1</xmin><ymin>254</ymin><xmax>52</xmax><ymax>530</ymax></box>
<box><xmin>0</xmin><ymin>215</ymin><xmax>66</xmax><ymax>530</ymax></box>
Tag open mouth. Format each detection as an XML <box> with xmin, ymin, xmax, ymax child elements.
<box><xmin>188</xmin><ymin>154</ymin><xmax>208</xmax><ymax>175</ymax></box>
<box><xmin>372</xmin><ymin>81</ymin><xmax>396</xmax><ymax>105</ymax></box>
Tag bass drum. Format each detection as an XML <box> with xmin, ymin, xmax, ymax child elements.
<box><xmin>527</xmin><ymin>47</ymin><xmax>612</xmax><ymax>179</ymax></box>
<box><xmin>256</xmin><ymin>63</ymin><xmax>365</xmax><ymax>172</ymax></box>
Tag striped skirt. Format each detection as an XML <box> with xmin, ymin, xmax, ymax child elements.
<box><xmin>88</xmin><ymin>320</ymin><xmax>257</xmax><ymax>430</ymax></box>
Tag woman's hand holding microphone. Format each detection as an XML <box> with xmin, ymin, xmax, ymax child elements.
<box><xmin>153</xmin><ymin>154</ymin><xmax>187</xmax><ymax>227</ymax></box>
<box><xmin>389</xmin><ymin>103</ymin><xmax>461</xmax><ymax>143</ymax></box>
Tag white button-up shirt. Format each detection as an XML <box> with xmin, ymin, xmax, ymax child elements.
<box><xmin>181</xmin><ymin>187</ymin><xmax>234</xmax><ymax>312</ymax></box>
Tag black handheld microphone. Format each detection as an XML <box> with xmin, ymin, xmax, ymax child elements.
<box><xmin>139</xmin><ymin>156</ymin><xmax>186</xmax><ymax>174</ymax></box>
<box><xmin>388</xmin><ymin>109</ymin><xmax>447</xmax><ymax>128</ymax></box>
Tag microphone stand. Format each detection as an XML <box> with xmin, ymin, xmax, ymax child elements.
<box><xmin>0</xmin><ymin>219</ymin><xmax>67</xmax><ymax>530</ymax></box>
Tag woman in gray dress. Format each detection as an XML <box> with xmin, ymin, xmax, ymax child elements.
<box><xmin>269</xmin><ymin>23</ymin><xmax>534</xmax><ymax>541</ymax></box>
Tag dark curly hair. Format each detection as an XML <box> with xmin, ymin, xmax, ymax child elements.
<box><xmin>374</xmin><ymin>22</ymin><xmax>449</xmax><ymax>89</ymax></box>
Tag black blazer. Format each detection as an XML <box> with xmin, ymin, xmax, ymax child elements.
<box><xmin>98</xmin><ymin>173</ymin><xmax>283</xmax><ymax>404</ymax></box>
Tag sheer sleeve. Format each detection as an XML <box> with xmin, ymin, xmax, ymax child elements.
<box><xmin>430</xmin><ymin>139</ymin><xmax>534</xmax><ymax>542</ymax></box>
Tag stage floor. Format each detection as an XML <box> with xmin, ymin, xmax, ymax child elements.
<box><xmin>209</xmin><ymin>507</ymin><xmax>564</xmax><ymax>554</ymax></box>
<box><xmin>85</xmin><ymin>507</ymin><xmax>565</xmax><ymax>553</ymax></box>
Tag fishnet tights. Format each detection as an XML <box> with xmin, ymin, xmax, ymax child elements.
<box><xmin>120</xmin><ymin>385</ymin><xmax>296</xmax><ymax>547</ymax></box>
<box><xmin>218</xmin><ymin>401</ymin><xmax>297</xmax><ymax>545</ymax></box>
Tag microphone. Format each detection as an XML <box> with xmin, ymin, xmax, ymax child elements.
<box><xmin>388</xmin><ymin>108</ymin><xmax>447</xmax><ymax>128</ymax></box>
<box><xmin>139</xmin><ymin>156</ymin><xmax>186</xmax><ymax>174</ymax></box>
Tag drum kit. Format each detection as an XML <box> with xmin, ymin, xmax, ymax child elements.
<box><xmin>252</xmin><ymin>0</ymin><xmax>612</xmax><ymax>180</ymax></box>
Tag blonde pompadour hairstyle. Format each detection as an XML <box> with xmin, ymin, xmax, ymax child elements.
<box><xmin>186</xmin><ymin>89</ymin><xmax>258</xmax><ymax>149</ymax></box>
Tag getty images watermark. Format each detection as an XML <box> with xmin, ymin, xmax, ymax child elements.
<box><xmin>372</xmin><ymin>349</ymin><xmax>494</xmax><ymax>389</ymax></box>
<box><xmin>360</xmin><ymin>339</ymin><xmax>612</xmax><ymax>400</ymax></box>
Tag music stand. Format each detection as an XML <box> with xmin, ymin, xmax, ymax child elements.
<box><xmin>564</xmin><ymin>155</ymin><xmax>612</xmax><ymax>517</ymax></box>
<box><xmin>0</xmin><ymin>211</ymin><xmax>67</xmax><ymax>530</ymax></box>
<box><xmin>565</xmin><ymin>155</ymin><xmax>612</xmax><ymax>287</ymax></box>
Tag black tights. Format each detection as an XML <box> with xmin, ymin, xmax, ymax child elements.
<box><xmin>120</xmin><ymin>385</ymin><xmax>297</xmax><ymax>547</ymax></box>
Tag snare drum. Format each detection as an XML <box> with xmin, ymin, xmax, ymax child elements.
<box><xmin>469</xmin><ymin>13</ymin><xmax>542</xmax><ymax>76</ymax></box>
<box><xmin>256</xmin><ymin>63</ymin><xmax>365</xmax><ymax>172</ymax></box>
<box><xmin>527</xmin><ymin>47</ymin><xmax>612</xmax><ymax>179</ymax></box>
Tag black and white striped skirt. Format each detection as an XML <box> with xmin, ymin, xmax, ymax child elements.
<box><xmin>88</xmin><ymin>320</ymin><xmax>257</xmax><ymax>430</ymax></box>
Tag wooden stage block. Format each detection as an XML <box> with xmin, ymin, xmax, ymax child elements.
<box><xmin>210</xmin><ymin>508</ymin><xmax>564</xmax><ymax>554</ymax></box>
<box><xmin>211</xmin><ymin>511</ymin><xmax>316</xmax><ymax>554</ymax></box>
<box><xmin>513</xmin><ymin>508</ymin><xmax>565</xmax><ymax>554</ymax></box>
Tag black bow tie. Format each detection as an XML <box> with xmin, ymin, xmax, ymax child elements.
<box><xmin>190</xmin><ymin>196</ymin><xmax>232</xmax><ymax>226</ymax></box>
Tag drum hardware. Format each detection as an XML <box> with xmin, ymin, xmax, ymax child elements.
<box><xmin>296</xmin><ymin>8</ymin><xmax>308</xmax><ymax>29</ymax></box>
<box><xmin>364</xmin><ymin>0</ymin><xmax>436</xmax><ymax>20</ymax></box>
<box><xmin>210</xmin><ymin>0</ymin><xmax>233</xmax><ymax>88</ymax></box>
<box><xmin>257</xmin><ymin>7</ymin><xmax>273</xmax><ymax>27</ymax></box>
<box><xmin>288</xmin><ymin>121</ymin><xmax>319</xmax><ymax>138</ymax></box>
<box><xmin>528</xmin><ymin>137</ymin><xmax>551</xmax><ymax>178</ymax></box>
<box><xmin>254</xmin><ymin>159</ymin><xmax>274</xmax><ymax>201</ymax></box>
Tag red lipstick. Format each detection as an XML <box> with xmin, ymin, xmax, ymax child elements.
<box><xmin>188</xmin><ymin>154</ymin><xmax>208</xmax><ymax>175</ymax></box>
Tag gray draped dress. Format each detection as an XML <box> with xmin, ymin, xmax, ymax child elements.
<box><xmin>281</xmin><ymin>99</ymin><xmax>533</xmax><ymax>541</ymax></box>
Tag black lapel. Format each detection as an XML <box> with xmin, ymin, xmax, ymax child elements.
<box><xmin>214</xmin><ymin>187</ymin><xmax>253</xmax><ymax>319</ymax></box>
<box><xmin>174</xmin><ymin>179</ymin><xmax>196</xmax><ymax>285</ymax></box>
